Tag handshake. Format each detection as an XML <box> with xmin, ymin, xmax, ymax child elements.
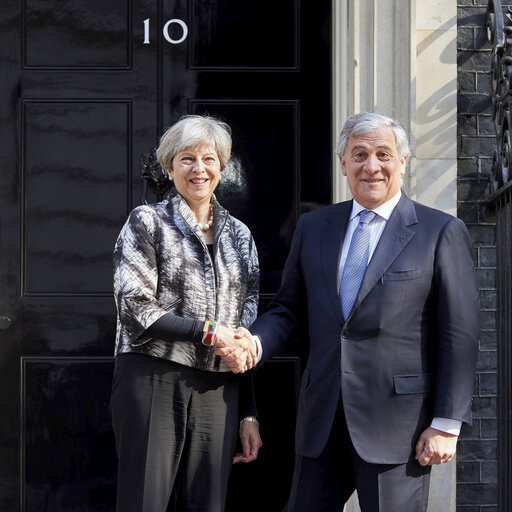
<box><xmin>213</xmin><ymin>326</ymin><xmax>258</xmax><ymax>374</ymax></box>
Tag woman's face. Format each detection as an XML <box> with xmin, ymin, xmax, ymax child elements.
<box><xmin>168</xmin><ymin>145</ymin><xmax>221</xmax><ymax>207</ymax></box>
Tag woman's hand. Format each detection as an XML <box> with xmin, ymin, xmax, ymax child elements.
<box><xmin>215</xmin><ymin>345</ymin><xmax>250</xmax><ymax>373</ymax></box>
<box><xmin>233</xmin><ymin>417</ymin><xmax>262</xmax><ymax>464</ymax></box>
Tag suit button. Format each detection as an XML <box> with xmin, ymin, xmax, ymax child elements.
<box><xmin>342</xmin><ymin>331</ymin><xmax>349</xmax><ymax>339</ymax></box>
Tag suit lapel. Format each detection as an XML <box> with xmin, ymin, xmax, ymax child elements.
<box><xmin>350</xmin><ymin>194</ymin><xmax>418</xmax><ymax>319</ymax></box>
<box><xmin>320</xmin><ymin>201</ymin><xmax>351</xmax><ymax>325</ymax></box>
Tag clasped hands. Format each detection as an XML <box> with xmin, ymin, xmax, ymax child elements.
<box><xmin>214</xmin><ymin>326</ymin><xmax>257</xmax><ymax>373</ymax></box>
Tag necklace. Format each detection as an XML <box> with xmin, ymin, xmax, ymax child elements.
<box><xmin>198</xmin><ymin>203</ymin><xmax>214</xmax><ymax>231</ymax></box>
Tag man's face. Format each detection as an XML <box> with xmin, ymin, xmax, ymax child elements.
<box><xmin>339</xmin><ymin>127</ymin><xmax>407</xmax><ymax>209</ymax></box>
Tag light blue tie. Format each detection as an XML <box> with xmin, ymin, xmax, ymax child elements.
<box><xmin>340</xmin><ymin>210</ymin><xmax>376</xmax><ymax>320</ymax></box>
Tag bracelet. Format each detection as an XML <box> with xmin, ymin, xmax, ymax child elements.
<box><xmin>202</xmin><ymin>320</ymin><xmax>218</xmax><ymax>346</ymax></box>
<box><xmin>240</xmin><ymin>416</ymin><xmax>259</xmax><ymax>429</ymax></box>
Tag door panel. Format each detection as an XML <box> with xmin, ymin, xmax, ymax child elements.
<box><xmin>189</xmin><ymin>0</ymin><xmax>298</xmax><ymax>69</ymax></box>
<box><xmin>24</xmin><ymin>0</ymin><xmax>130</xmax><ymax>68</ymax></box>
<box><xmin>0</xmin><ymin>1</ymin><xmax>332</xmax><ymax>510</ymax></box>
<box><xmin>22</xmin><ymin>100</ymin><xmax>129</xmax><ymax>295</ymax></box>
<box><xmin>22</xmin><ymin>357</ymin><xmax>116</xmax><ymax>511</ymax></box>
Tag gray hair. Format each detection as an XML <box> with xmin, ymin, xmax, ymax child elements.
<box><xmin>156</xmin><ymin>115</ymin><xmax>232</xmax><ymax>171</ymax></box>
<box><xmin>335</xmin><ymin>112</ymin><xmax>410</xmax><ymax>158</ymax></box>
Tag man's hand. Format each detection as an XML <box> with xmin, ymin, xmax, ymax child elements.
<box><xmin>214</xmin><ymin>326</ymin><xmax>257</xmax><ymax>373</ymax></box>
<box><xmin>233</xmin><ymin>417</ymin><xmax>263</xmax><ymax>464</ymax></box>
<box><xmin>234</xmin><ymin>327</ymin><xmax>258</xmax><ymax>368</ymax></box>
<box><xmin>415</xmin><ymin>427</ymin><xmax>458</xmax><ymax>466</ymax></box>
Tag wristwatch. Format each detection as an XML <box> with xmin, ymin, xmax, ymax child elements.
<box><xmin>202</xmin><ymin>320</ymin><xmax>218</xmax><ymax>346</ymax></box>
<box><xmin>240</xmin><ymin>416</ymin><xmax>259</xmax><ymax>429</ymax></box>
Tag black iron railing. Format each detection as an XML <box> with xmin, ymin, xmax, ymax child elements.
<box><xmin>487</xmin><ymin>1</ymin><xmax>512</xmax><ymax>510</ymax></box>
<box><xmin>488</xmin><ymin>0</ymin><xmax>512</xmax><ymax>194</ymax></box>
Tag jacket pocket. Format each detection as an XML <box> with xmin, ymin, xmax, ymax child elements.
<box><xmin>393</xmin><ymin>373</ymin><xmax>432</xmax><ymax>394</ymax></box>
<box><xmin>383</xmin><ymin>267</ymin><xmax>422</xmax><ymax>281</ymax></box>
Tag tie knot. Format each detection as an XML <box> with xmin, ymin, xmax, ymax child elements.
<box><xmin>359</xmin><ymin>210</ymin><xmax>376</xmax><ymax>225</ymax></box>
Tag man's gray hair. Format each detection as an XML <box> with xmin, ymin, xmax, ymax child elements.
<box><xmin>156</xmin><ymin>115</ymin><xmax>232</xmax><ymax>171</ymax></box>
<box><xmin>335</xmin><ymin>112</ymin><xmax>410</xmax><ymax>159</ymax></box>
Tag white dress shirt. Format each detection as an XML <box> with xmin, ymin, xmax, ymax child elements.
<box><xmin>254</xmin><ymin>190</ymin><xmax>461</xmax><ymax>436</ymax></box>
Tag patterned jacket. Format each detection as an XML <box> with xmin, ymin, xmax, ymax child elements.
<box><xmin>113</xmin><ymin>191</ymin><xmax>259</xmax><ymax>372</ymax></box>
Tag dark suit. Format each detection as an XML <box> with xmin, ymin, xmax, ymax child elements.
<box><xmin>251</xmin><ymin>192</ymin><xmax>478</xmax><ymax>507</ymax></box>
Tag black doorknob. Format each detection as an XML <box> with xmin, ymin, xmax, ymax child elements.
<box><xmin>0</xmin><ymin>316</ymin><xmax>12</xmax><ymax>330</ymax></box>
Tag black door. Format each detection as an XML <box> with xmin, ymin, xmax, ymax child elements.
<box><xmin>0</xmin><ymin>1</ymin><xmax>331</xmax><ymax>511</ymax></box>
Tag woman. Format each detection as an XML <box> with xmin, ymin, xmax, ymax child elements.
<box><xmin>111</xmin><ymin>115</ymin><xmax>262</xmax><ymax>512</ymax></box>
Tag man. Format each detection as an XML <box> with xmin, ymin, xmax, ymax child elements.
<box><xmin>221</xmin><ymin>112</ymin><xmax>479</xmax><ymax>511</ymax></box>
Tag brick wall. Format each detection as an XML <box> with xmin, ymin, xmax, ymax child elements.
<box><xmin>457</xmin><ymin>1</ymin><xmax>498</xmax><ymax>510</ymax></box>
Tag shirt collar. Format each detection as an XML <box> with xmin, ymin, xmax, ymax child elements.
<box><xmin>350</xmin><ymin>189</ymin><xmax>402</xmax><ymax>221</ymax></box>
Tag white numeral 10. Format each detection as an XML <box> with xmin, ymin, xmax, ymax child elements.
<box><xmin>143</xmin><ymin>18</ymin><xmax>188</xmax><ymax>44</ymax></box>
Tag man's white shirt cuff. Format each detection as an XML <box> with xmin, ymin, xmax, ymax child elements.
<box><xmin>431</xmin><ymin>418</ymin><xmax>462</xmax><ymax>436</ymax></box>
<box><xmin>253</xmin><ymin>335</ymin><xmax>263</xmax><ymax>363</ymax></box>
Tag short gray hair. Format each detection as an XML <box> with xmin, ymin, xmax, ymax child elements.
<box><xmin>335</xmin><ymin>112</ymin><xmax>410</xmax><ymax>159</ymax></box>
<box><xmin>156</xmin><ymin>115</ymin><xmax>232</xmax><ymax>171</ymax></box>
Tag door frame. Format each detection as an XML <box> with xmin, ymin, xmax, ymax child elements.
<box><xmin>332</xmin><ymin>1</ymin><xmax>458</xmax><ymax>511</ymax></box>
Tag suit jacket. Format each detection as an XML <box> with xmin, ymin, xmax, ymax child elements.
<box><xmin>251</xmin><ymin>192</ymin><xmax>479</xmax><ymax>464</ymax></box>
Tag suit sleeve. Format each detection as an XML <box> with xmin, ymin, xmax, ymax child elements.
<box><xmin>250</xmin><ymin>215</ymin><xmax>308</xmax><ymax>363</ymax></box>
<box><xmin>238</xmin><ymin>372</ymin><xmax>258</xmax><ymax>419</ymax></box>
<box><xmin>433</xmin><ymin>217</ymin><xmax>479</xmax><ymax>424</ymax></box>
